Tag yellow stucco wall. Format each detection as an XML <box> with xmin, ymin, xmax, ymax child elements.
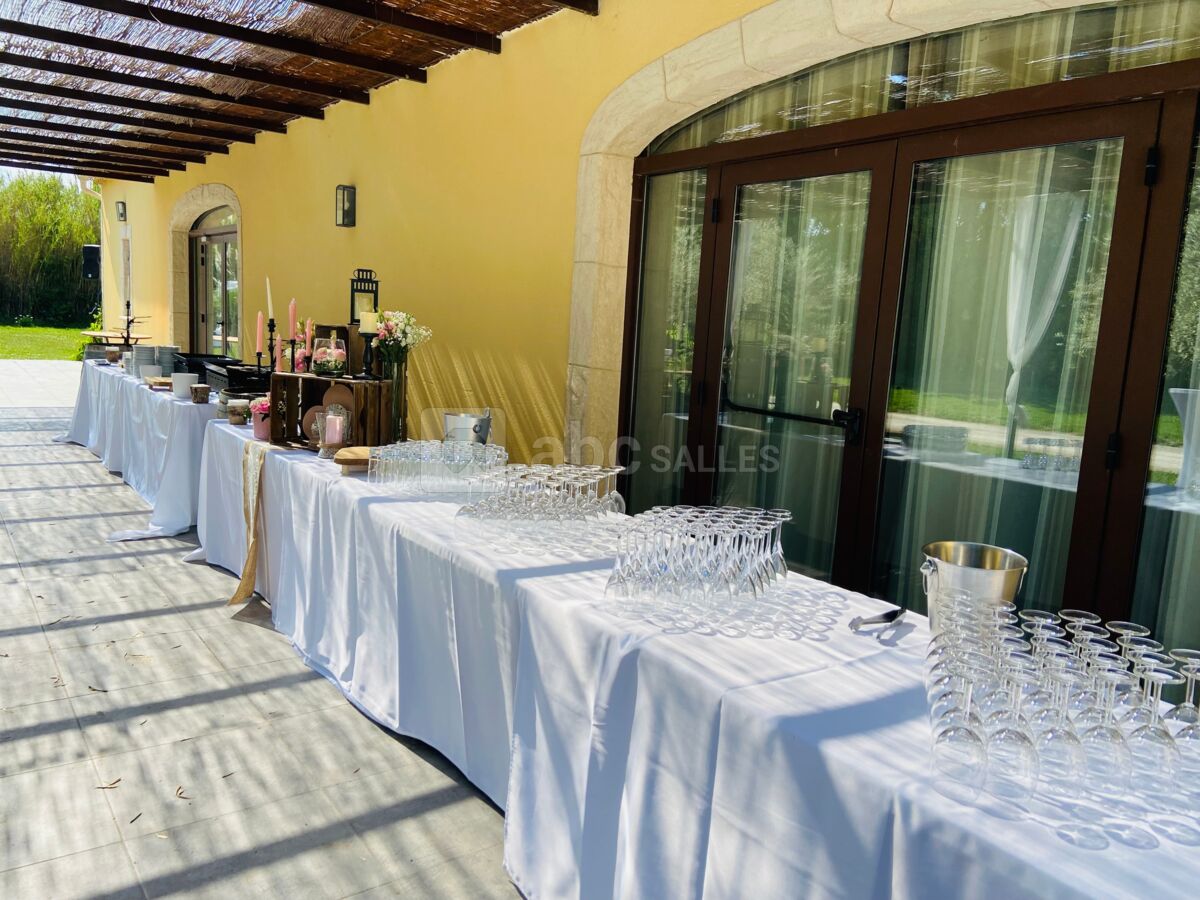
<box><xmin>98</xmin><ymin>0</ymin><xmax>774</xmax><ymax>461</ymax></box>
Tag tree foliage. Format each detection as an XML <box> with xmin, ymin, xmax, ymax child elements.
<box><xmin>0</xmin><ymin>173</ymin><xmax>100</xmax><ymax>326</ymax></box>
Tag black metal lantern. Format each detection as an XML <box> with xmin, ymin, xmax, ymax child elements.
<box><xmin>335</xmin><ymin>184</ymin><xmax>356</xmax><ymax>227</ymax></box>
<box><xmin>349</xmin><ymin>268</ymin><xmax>379</xmax><ymax>324</ymax></box>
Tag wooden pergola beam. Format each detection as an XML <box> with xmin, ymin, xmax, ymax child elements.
<box><xmin>298</xmin><ymin>1</ymin><xmax>501</xmax><ymax>54</ymax></box>
<box><xmin>0</xmin><ymin>96</ymin><xmax>255</xmax><ymax>144</ymax></box>
<box><xmin>0</xmin><ymin>148</ymin><xmax>169</xmax><ymax>177</ymax></box>
<box><xmin>0</xmin><ymin>157</ymin><xmax>154</xmax><ymax>183</ymax></box>
<box><xmin>0</xmin><ymin>115</ymin><xmax>226</xmax><ymax>155</ymax></box>
<box><xmin>59</xmin><ymin>0</ymin><xmax>429</xmax><ymax>82</ymax></box>
<box><xmin>0</xmin><ymin>140</ymin><xmax>184</xmax><ymax>172</ymax></box>
<box><xmin>0</xmin><ymin>129</ymin><xmax>204</xmax><ymax>164</ymax></box>
<box><xmin>0</xmin><ymin>22</ymin><xmax>360</xmax><ymax>107</ymax></box>
<box><xmin>0</xmin><ymin>76</ymin><xmax>287</xmax><ymax>133</ymax></box>
<box><xmin>547</xmin><ymin>1</ymin><xmax>599</xmax><ymax>14</ymax></box>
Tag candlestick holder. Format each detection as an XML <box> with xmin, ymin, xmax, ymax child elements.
<box><xmin>266</xmin><ymin>318</ymin><xmax>277</xmax><ymax>372</ymax></box>
<box><xmin>289</xmin><ymin>338</ymin><xmax>298</xmax><ymax>374</ymax></box>
<box><xmin>355</xmin><ymin>330</ymin><xmax>378</xmax><ymax>380</ymax></box>
<box><xmin>255</xmin><ymin>351</ymin><xmax>264</xmax><ymax>370</ymax></box>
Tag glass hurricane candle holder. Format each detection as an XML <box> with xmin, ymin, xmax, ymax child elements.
<box><xmin>311</xmin><ymin>338</ymin><xmax>348</xmax><ymax>377</ymax></box>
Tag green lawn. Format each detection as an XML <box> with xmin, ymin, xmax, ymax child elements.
<box><xmin>890</xmin><ymin>387</ymin><xmax>1184</xmax><ymax>447</ymax></box>
<box><xmin>0</xmin><ymin>325</ymin><xmax>88</xmax><ymax>360</ymax></box>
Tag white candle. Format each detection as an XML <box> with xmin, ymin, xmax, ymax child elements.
<box><xmin>358</xmin><ymin>311</ymin><xmax>379</xmax><ymax>334</ymax></box>
<box><xmin>266</xmin><ymin>276</ymin><xmax>274</xmax><ymax>320</ymax></box>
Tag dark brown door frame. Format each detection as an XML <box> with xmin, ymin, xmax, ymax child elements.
<box><xmin>618</xmin><ymin>63</ymin><xmax>1200</xmax><ymax>617</ymax></box>
<box><xmin>1094</xmin><ymin>91</ymin><xmax>1200</xmax><ymax>621</ymax></box>
<box><xmin>688</xmin><ymin>143</ymin><xmax>899</xmax><ymax>584</ymax></box>
<box><xmin>853</xmin><ymin>101</ymin><xmax>1163</xmax><ymax>608</ymax></box>
<box><xmin>635</xmin><ymin>57</ymin><xmax>1200</xmax><ymax>178</ymax></box>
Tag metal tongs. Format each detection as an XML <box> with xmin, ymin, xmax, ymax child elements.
<box><xmin>848</xmin><ymin>606</ymin><xmax>906</xmax><ymax>633</ymax></box>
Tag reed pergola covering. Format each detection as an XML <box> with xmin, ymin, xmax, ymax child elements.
<box><xmin>0</xmin><ymin>0</ymin><xmax>598</xmax><ymax>182</ymax></box>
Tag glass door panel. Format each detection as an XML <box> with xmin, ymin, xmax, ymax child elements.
<box><xmin>714</xmin><ymin>169</ymin><xmax>874</xmax><ymax>579</ymax></box>
<box><xmin>207</xmin><ymin>241</ymin><xmax>224</xmax><ymax>355</ymax></box>
<box><xmin>871</xmin><ymin>138</ymin><xmax>1124</xmax><ymax>611</ymax></box>
<box><xmin>221</xmin><ymin>240</ymin><xmax>240</xmax><ymax>358</ymax></box>
<box><xmin>625</xmin><ymin>170</ymin><xmax>708</xmax><ymax>513</ymax></box>
<box><xmin>1131</xmin><ymin>137</ymin><xmax>1200</xmax><ymax>649</ymax></box>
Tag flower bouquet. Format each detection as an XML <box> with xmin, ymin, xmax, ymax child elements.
<box><xmin>373</xmin><ymin>311</ymin><xmax>432</xmax><ymax>442</ymax></box>
<box><xmin>249</xmin><ymin>396</ymin><xmax>272</xmax><ymax>440</ymax></box>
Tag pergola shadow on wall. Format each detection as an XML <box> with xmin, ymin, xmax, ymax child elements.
<box><xmin>564</xmin><ymin>0</ymin><xmax>1087</xmax><ymax>461</ymax></box>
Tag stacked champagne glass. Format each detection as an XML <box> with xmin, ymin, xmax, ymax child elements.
<box><xmin>926</xmin><ymin>589</ymin><xmax>1200</xmax><ymax>809</ymax></box>
<box><xmin>454</xmin><ymin>464</ymin><xmax>626</xmax><ymax>556</ymax></box>
<box><xmin>366</xmin><ymin>440</ymin><xmax>508</xmax><ymax>494</ymax></box>
<box><xmin>599</xmin><ymin>506</ymin><xmax>829</xmax><ymax>638</ymax></box>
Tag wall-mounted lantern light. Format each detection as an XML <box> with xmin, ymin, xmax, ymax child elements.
<box><xmin>336</xmin><ymin>185</ymin><xmax>356</xmax><ymax>227</ymax></box>
<box><xmin>115</xmin><ymin>200</ymin><xmax>127</xmax><ymax>222</ymax></box>
<box><xmin>349</xmin><ymin>268</ymin><xmax>378</xmax><ymax>324</ymax></box>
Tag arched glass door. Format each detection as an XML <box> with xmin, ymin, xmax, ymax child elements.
<box><xmin>189</xmin><ymin>206</ymin><xmax>240</xmax><ymax>357</ymax></box>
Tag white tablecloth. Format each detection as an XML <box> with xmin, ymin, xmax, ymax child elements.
<box><xmin>194</xmin><ymin>423</ymin><xmax>526</xmax><ymax>805</ymax></box>
<box><xmin>191</xmin><ymin>424</ymin><xmax>1200</xmax><ymax>899</ymax></box>
<box><xmin>60</xmin><ymin>360</ymin><xmax>217</xmax><ymax>541</ymax></box>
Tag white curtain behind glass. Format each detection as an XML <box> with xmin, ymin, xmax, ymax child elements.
<box><xmin>719</xmin><ymin>171</ymin><xmax>871</xmax><ymax>578</ymax></box>
<box><xmin>879</xmin><ymin>141</ymin><xmax>1121</xmax><ymax>610</ymax></box>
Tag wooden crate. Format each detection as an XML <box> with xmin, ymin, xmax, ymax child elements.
<box><xmin>269</xmin><ymin>372</ymin><xmax>393</xmax><ymax>451</ymax></box>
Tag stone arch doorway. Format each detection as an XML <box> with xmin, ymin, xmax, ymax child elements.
<box><xmin>167</xmin><ymin>184</ymin><xmax>242</xmax><ymax>352</ymax></box>
<box><xmin>565</xmin><ymin>0</ymin><xmax>1065</xmax><ymax>459</ymax></box>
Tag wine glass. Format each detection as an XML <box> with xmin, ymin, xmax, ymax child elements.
<box><xmin>1107</xmin><ymin>620</ymin><xmax>1151</xmax><ymax>658</ymax></box>
<box><xmin>1080</xmin><ymin>667</ymin><xmax>1134</xmax><ymax>798</ymax></box>
<box><xmin>1036</xmin><ymin>669</ymin><xmax>1087</xmax><ymax>796</ymax></box>
<box><xmin>1127</xmin><ymin>666</ymin><xmax>1185</xmax><ymax>796</ymax></box>
<box><xmin>1164</xmin><ymin>649</ymin><xmax>1200</xmax><ymax>727</ymax></box>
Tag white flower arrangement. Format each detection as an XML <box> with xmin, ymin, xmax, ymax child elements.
<box><xmin>373</xmin><ymin>311</ymin><xmax>432</xmax><ymax>361</ymax></box>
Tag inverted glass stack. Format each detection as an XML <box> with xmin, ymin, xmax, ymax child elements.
<box><xmin>926</xmin><ymin>589</ymin><xmax>1200</xmax><ymax>811</ymax></box>
<box><xmin>366</xmin><ymin>440</ymin><xmax>508</xmax><ymax>494</ymax></box>
<box><xmin>606</xmin><ymin>506</ymin><xmax>790</xmax><ymax>603</ymax></box>
<box><xmin>454</xmin><ymin>464</ymin><xmax>626</xmax><ymax>556</ymax></box>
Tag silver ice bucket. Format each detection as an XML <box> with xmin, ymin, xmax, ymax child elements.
<box><xmin>444</xmin><ymin>409</ymin><xmax>491</xmax><ymax>444</ymax></box>
<box><xmin>921</xmin><ymin>540</ymin><xmax>1028</xmax><ymax>631</ymax></box>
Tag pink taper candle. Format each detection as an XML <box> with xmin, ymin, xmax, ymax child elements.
<box><xmin>305</xmin><ymin>317</ymin><xmax>313</xmax><ymax>357</ymax></box>
<box><xmin>288</xmin><ymin>298</ymin><xmax>297</xmax><ymax>340</ymax></box>
<box><xmin>255</xmin><ymin>311</ymin><xmax>264</xmax><ymax>355</ymax></box>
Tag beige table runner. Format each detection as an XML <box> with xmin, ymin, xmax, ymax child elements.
<box><xmin>229</xmin><ymin>438</ymin><xmax>278</xmax><ymax>605</ymax></box>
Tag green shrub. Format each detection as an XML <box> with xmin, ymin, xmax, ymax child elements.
<box><xmin>13</xmin><ymin>313</ymin><xmax>34</xmax><ymax>327</ymax></box>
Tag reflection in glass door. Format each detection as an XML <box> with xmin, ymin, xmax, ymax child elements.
<box><xmin>624</xmin><ymin>170</ymin><xmax>708</xmax><ymax>513</ymax></box>
<box><xmin>1131</xmin><ymin>135</ymin><xmax>1200</xmax><ymax>649</ymax></box>
<box><xmin>871</xmin><ymin>137</ymin><xmax>1124</xmax><ymax>611</ymax></box>
<box><xmin>713</xmin><ymin>170</ymin><xmax>874</xmax><ymax>579</ymax></box>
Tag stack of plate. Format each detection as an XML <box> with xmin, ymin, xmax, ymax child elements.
<box><xmin>130</xmin><ymin>345</ymin><xmax>157</xmax><ymax>378</ymax></box>
<box><xmin>156</xmin><ymin>345</ymin><xmax>180</xmax><ymax>375</ymax></box>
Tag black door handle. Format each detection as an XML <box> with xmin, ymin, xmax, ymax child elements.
<box><xmin>832</xmin><ymin>407</ymin><xmax>864</xmax><ymax>444</ymax></box>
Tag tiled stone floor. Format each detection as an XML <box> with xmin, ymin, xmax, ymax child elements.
<box><xmin>0</xmin><ymin>361</ymin><xmax>515</xmax><ymax>899</ymax></box>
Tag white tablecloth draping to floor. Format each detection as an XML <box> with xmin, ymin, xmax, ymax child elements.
<box><xmin>190</xmin><ymin>419</ymin><xmax>280</xmax><ymax>577</ymax></box>
<box><xmin>59</xmin><ymin>360</ymin><xmax>217</xmax><ymax>541</ymax></box>
<box><xmin>192</xmin><ymin>423</ymin><xmax>1200</xmax><ymax>899</ymax></box>
<box><xmin>194</xmin><ymin>421</ymin><xmax>525</xmax><ymax>805</ymax></box>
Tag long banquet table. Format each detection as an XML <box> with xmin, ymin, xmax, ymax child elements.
<box><xmin>60</xmin><ymin>359</ymin><xmax>216</xmax><ymax>540</ymax></box>
<box><xmin>192</xmin><ymin>420</ymin><xmax>1200</xmax><ymax>899</ymax></box>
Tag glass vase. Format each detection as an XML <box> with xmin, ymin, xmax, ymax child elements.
<box><xmin>311</xmin><ymin>338</ymin><xmax>348</xmax><ymax>377</ymax></box>
<box><xmin>384</xmin><ymin>354</ymin><xmax>408</xmax><ymax>442</ymax></box>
